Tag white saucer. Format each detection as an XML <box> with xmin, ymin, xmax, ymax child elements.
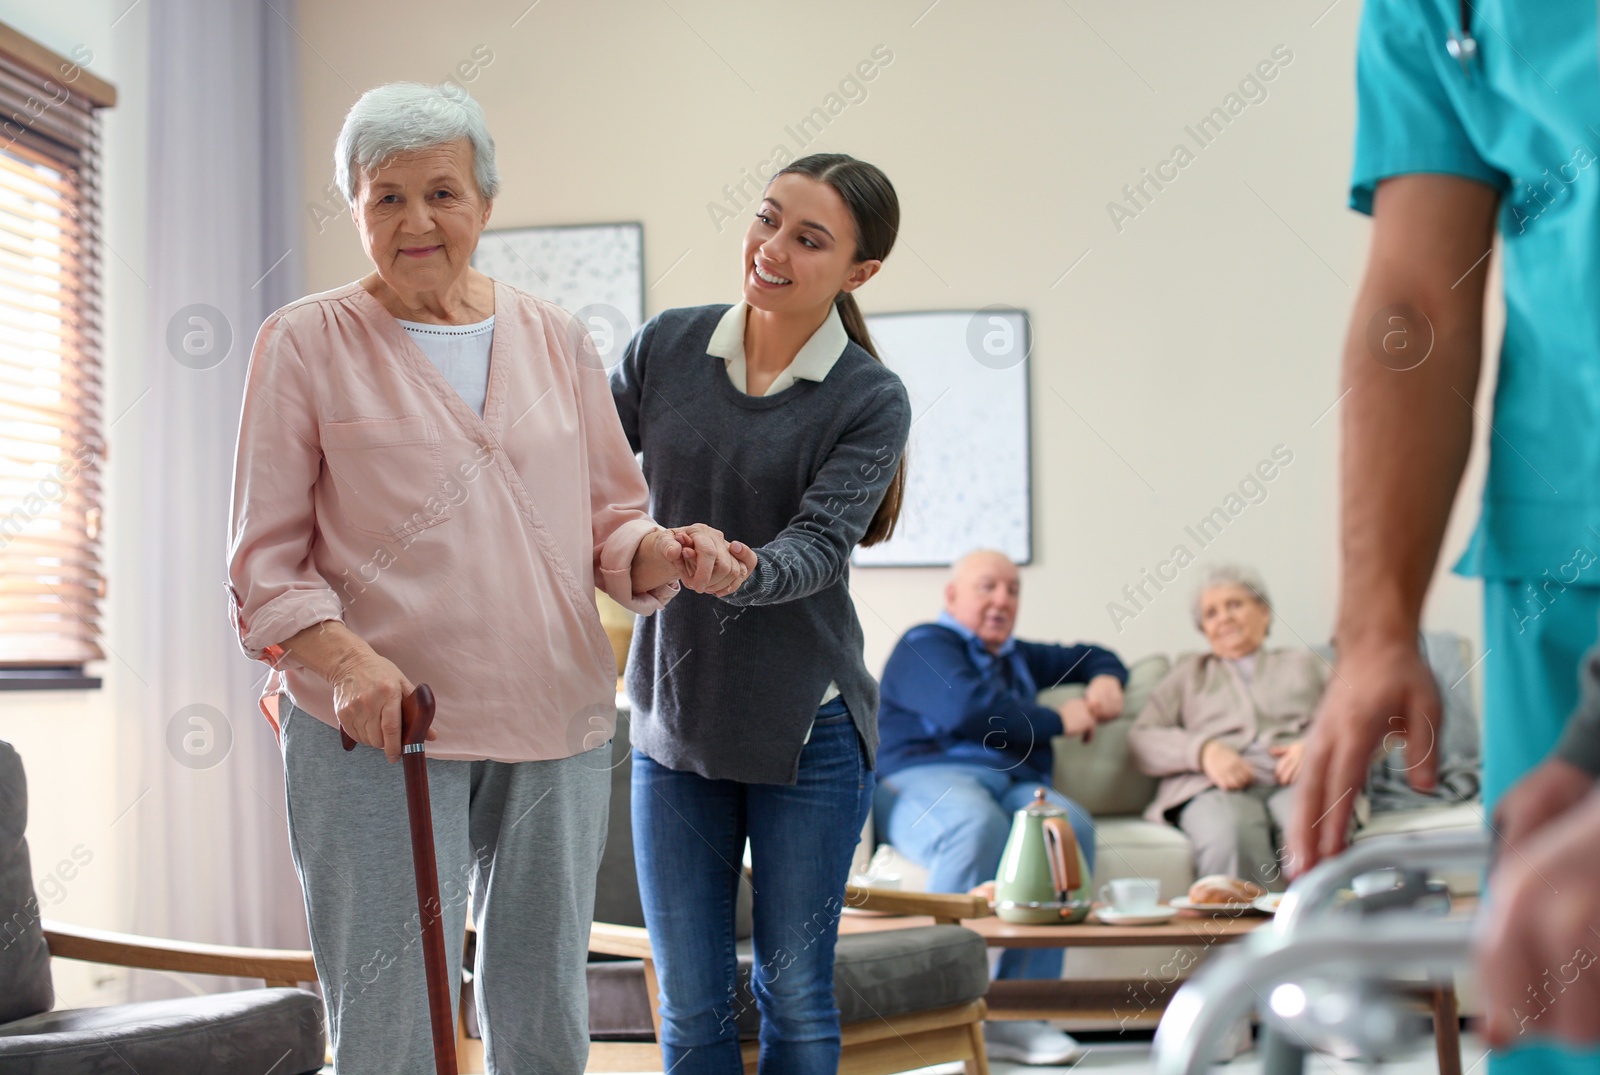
<box><xmin>1252</xmin><ymin>893</ymin><xmax>1284</xmax><ymax>914</ymax></box>
<box><xmin>1092</xmin><ymin>904</ymin><xmax>1179</xmax><ymax>926</ymax></box>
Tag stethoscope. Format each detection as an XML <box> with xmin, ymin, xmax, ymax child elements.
<box><xmin>1446</xmin><ymin>0</ymin><xmax>1480</xmax><ymax>75</ymax></box>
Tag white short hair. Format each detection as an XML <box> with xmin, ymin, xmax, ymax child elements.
<box><xmin>1191</xmin><ymin>564</ymin><xmax>1271</xmax><ymax>628</ymax></box>
<box><xmin>334</xmin><ymin>82</ymin><xmax>500</xmax><ymax>207</ymax></box>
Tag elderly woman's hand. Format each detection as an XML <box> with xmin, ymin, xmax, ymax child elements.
<box><xmin>1200</xmin><ymin>739</ymin><xmax>1255</xmax><ymax>790</ymax></box>
<box><xmin>631</xmin><ymin>528</ymin><xmax>690</xmax><ymax>593</ymax></box>
<box><xmin>1270</xmin><ymin>741</ymin><xmax>1306</xmax><ymax>784</ymax></box>
<box><xmin>330</xmin><ymin>644</ymin><xmax>417</xmax><ymax>763</ymax></box>
<box><xmin>1084</xmin><ymin>674</ymin><xmax>1125</xmax><ymax>721</ymax></box>
<box><xmin>672</xmin><ymin>524</ymin><xmax>758</xmax><ymax>598</ymax></box>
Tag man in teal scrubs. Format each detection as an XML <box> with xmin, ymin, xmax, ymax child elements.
<box><xmin>1289</xmin><ymin>2</ymin><xmax>1600</xmax><ymax>1070</ymax></box>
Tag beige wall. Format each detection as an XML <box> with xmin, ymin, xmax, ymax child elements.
<box><xmin>294</xmin><ymin>0</ymin><xmax>1495</xmax><ymax>672</ymax></box>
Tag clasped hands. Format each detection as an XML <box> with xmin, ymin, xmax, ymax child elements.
<box><xmin>635</xmin><ymin>523</ymin><xmax>759</xmax><ymax>598</ymax></box>
<box><xmin>1199</xmin><ymin>738</ymin><xmax>1305</xmax><ymax>790</ymax></box>
<box><xmin>1056</xmin><ymin>674</ymin><xmax>1124</xmax><ymax>742</ymax></box>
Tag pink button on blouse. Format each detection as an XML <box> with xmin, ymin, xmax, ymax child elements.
<box><xmin>227</xmin><ymin>279</ymin><xmax>674</xmax><ymax>762</ymax></box>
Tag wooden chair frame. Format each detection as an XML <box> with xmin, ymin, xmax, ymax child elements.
<box><xmin>40</xmin><ymin>917</ymin><xmax>319</xmax><ymax>987</ymax></box>
<box><xmin>35</xmin><ymin>919</ymin><xmax>325</xmax><ymax>1067</ymax></box>
<box><xmin>587</xmin><ymin>885</ymin><xmax>994</xmax><ymax>1075</ymax></box>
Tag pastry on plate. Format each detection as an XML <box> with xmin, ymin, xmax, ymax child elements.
<box><xmin>1187</xmin><ymin>875</ymin><xmax>1266</xmax><ymax>904</ymax></box>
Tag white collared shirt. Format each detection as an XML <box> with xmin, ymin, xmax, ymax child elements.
<box><xmin>707</xmin><ymin>301</ymin><xmax>850</xmax><ymax>396</ymax></box>
<box><xmin>707</xmin><ymin>301</ymin><xmax>850</xmax><ymax>715</ymax></box>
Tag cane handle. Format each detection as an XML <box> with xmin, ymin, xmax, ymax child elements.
<box><xmin>338</xmin><ymin>683</ymin><xmax>435</xmax><ymax>752</ymax></box>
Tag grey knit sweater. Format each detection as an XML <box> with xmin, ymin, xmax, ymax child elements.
<box><xmin>611</xmin><ymin>304</ymin><xmax>912</xmax><ymax>784</ymax></box>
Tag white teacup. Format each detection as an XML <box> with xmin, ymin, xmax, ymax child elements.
<box><xmin>1099</xmin><ymin>877</ymin><xmax>1161</xmax><ymax>913</ymax></box>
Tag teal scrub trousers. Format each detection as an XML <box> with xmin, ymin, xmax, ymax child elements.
<box><xmin>1482</xmin><ymin>580</ymin><xmax>1600</xmax><ymax>1072</ymax></box>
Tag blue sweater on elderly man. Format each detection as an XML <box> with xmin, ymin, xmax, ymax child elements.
<box><xmin>877</xmin><ymin>612</ymin><xmax>1129</xmax><ymax>784</ymax></box>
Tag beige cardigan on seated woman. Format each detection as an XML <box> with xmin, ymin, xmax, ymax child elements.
<box><xmin>1127</xmin><ymin>648</ymin><xmax>1329</xmax><ymax>823</ymax></box>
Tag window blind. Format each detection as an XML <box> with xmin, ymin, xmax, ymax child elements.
<box><xmin>0</xmin><ymin>26</ymin><xmax>115</xmax><ymax>673</ymax></box>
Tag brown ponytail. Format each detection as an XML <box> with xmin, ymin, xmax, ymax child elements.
<box><xmin>775</xmin><ymin>153</ymin><xmax>906</xmax><ymax>547</ymax></box>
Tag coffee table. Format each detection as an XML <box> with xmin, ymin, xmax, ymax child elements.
<box><xmin>837</xmin><ymin>906</ymin><xmax>1270</xmax><ymax>1030</ymax></box>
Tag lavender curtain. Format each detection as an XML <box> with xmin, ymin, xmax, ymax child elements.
<box><xmin>125</xmin><ymin>0</ymin><xmax>309</xmax><ymax>998</ymax></box>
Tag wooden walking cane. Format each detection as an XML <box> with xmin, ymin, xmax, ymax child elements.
<box><xmin>341</xmin><ymin>684</ymin><xmax>458</xmax><ymax>1075</ymax></box>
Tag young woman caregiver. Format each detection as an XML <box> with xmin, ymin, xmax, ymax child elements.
<box><xmin>611</xmin><ymin>153</ymin><xmax>912</xmax><ymax>1074</ymax></box>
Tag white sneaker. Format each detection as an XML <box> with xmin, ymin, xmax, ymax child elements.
<box><xmin>983</xmin><ymin>1020</ymin><xmax>1084</xmax><ymax>1065</ymax></box>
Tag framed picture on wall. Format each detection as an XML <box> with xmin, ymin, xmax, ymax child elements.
<box><xmin>852</xmin><ymin>308</ymin><xmax>1033</xmax><ymax>568</ymax></box>
<box><xmin>472</xmin><ymin>221</ymin><xmax>644</xmax><ymax>369</ymax></box>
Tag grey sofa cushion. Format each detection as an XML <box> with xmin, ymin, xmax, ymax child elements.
<box><xmin>0</xmin><ymin>740</ymin><xmax>53</xmax><ymax>1025</ymax></box>
<box><xmin>587</xmin><ymin>924</ymin><xmax>989</xmax><ymax>1041</ymax></box>
<box><xmin>0</xmin><ymin>988</ymin><xmax>324</xmax><ymax>1074</ymax></box>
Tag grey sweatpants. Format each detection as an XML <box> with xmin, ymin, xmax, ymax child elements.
<box><xmin>1176</xmin><ymin>784</ymin><xmax>1295</xmax><ymax>892</ymax></box>
<box><xmin>279</xmin><ymin>698</ymin><xmax>610</xmax><ymax>1074</ymax></box>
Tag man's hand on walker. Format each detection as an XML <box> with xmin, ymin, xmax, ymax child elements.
<box><xmin>330</xmin><ymin>645</ymin><xmax>424</xmax><ymax>763</ymax></box>
<box><xmin>673</xmin><ymin>523</ymin><xmax>758</xmax><ymax>597</ymax></box>
<box><xmin>1289</xmin><ymin>637</ymin><xmax>1441</xmax><ymax>874</ymax></box>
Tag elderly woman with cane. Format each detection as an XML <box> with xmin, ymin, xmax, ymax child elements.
<box><xmin>227</xmin><ymin>82</ymin><xmax>745</xmax><ymax>1073</ymax></box>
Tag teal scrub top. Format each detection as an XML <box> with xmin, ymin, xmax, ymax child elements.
<box><xmin>1351</xmin><ymin>0</ymin><xmax>1600</xmax><ymax>581</ymax></box>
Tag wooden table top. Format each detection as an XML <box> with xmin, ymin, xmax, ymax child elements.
<box><xmin>837</xmin><ymin>907</ymin><xmax>1268</xmax><ymax>948</ymax></box>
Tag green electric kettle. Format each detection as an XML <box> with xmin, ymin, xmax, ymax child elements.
<box><xmin>994</xmin><ymin>789</ymin><xmax>1092</xmax><ymax>924</ymax></box>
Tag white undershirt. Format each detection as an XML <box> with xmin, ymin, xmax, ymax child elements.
<box><xmin>398</xmin><ymin>315</ymin><xmax>494</xmax><ymax>417</ymax></box>
<box><xmin>1227</xmin><ymin>652</ymin><xmax>1258</xmax><ymax>685</ymax></box>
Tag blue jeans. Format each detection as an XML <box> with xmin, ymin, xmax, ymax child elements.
<box><xmin>875</xmin><ymin>762</ymin><xmax>1097</xmax><ymax>981</ymax></box>
<box><xmin>632</xmin><ymin>699</ymin><xmax>872</xmax><ymax>1075</ymax></box>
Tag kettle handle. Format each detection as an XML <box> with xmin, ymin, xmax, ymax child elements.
<box><xmin>1041</xmin><ymin>816</ymin><xmax>1083</xmax><ymax>896</ymax></box>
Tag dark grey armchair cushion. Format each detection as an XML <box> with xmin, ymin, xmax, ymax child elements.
<box><xmin>0</xmin><ymin>988</ymin><xmax>325</xmax><ymax>1074</ymax></box>
<box><xmin>588</xmin><ymin>924</ymin><xmax>990</xmax><ymax>1040</ymax></box>
<box><xmin>0</xmin><ymin>740</ymin><xmax>53</xmax><ymax>1024</ymax></box>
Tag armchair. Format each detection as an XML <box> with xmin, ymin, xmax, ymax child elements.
<box><xmin>0</xmin><ymin>740</ymin><xmax>325</xmax><ymax>1075</ymax></box>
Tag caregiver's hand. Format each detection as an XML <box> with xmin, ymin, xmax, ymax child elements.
<box><xmin>1290</xmin><ymin>638</ymin><xmax>1440</xmax><ymax>875</ymax></box>
<box><xmin>673</xmin><ymin>523</ymin><xmax>758</xmax><ymax>597</ymax></box>
<box><xmin>1480</xmin><ymin>790</ymin><xmax>1600</xmax><ymax>1049</ymax></box>
<box><xmin>331</xmin><ymin>643</ymin><xmax>417</xmax><ymax>763</ymax></box>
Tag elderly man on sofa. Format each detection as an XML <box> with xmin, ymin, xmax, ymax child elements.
<box><xmin>875</xmin><ymin>549</ymin><xmax>1128</xmax><ymax>1065</ymax></box>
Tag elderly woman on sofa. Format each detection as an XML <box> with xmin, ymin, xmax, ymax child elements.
<box><xmin>227</xmin><ymin>82</ymin><xmax>745</xmax><ymax>1073</ymax></box>
<box><xmin>1127</xmin><ymin>565</ymin><xmax>1328</xmax><ymax>891</ymax></box>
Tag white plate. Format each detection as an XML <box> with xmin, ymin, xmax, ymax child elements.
<box><xmin>1092</xmin><ymin>905</ymin><xmax>1179</xmax><ymax>926</ymax></box>
<box><xmin>1170</xmin><ymin>896</ymin><xmax>1263</xmax><ymax>914</ymax></box>
<box><xmin>1253</xmin><ymin>893</ymin><xmax>1284</xmax><ymax>914</ymax></box>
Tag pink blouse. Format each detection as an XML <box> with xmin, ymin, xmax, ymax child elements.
<box><xmin>227</xmin><ymin>279</ymin><xmax>674</xmax><ymax>762</ymax></box>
